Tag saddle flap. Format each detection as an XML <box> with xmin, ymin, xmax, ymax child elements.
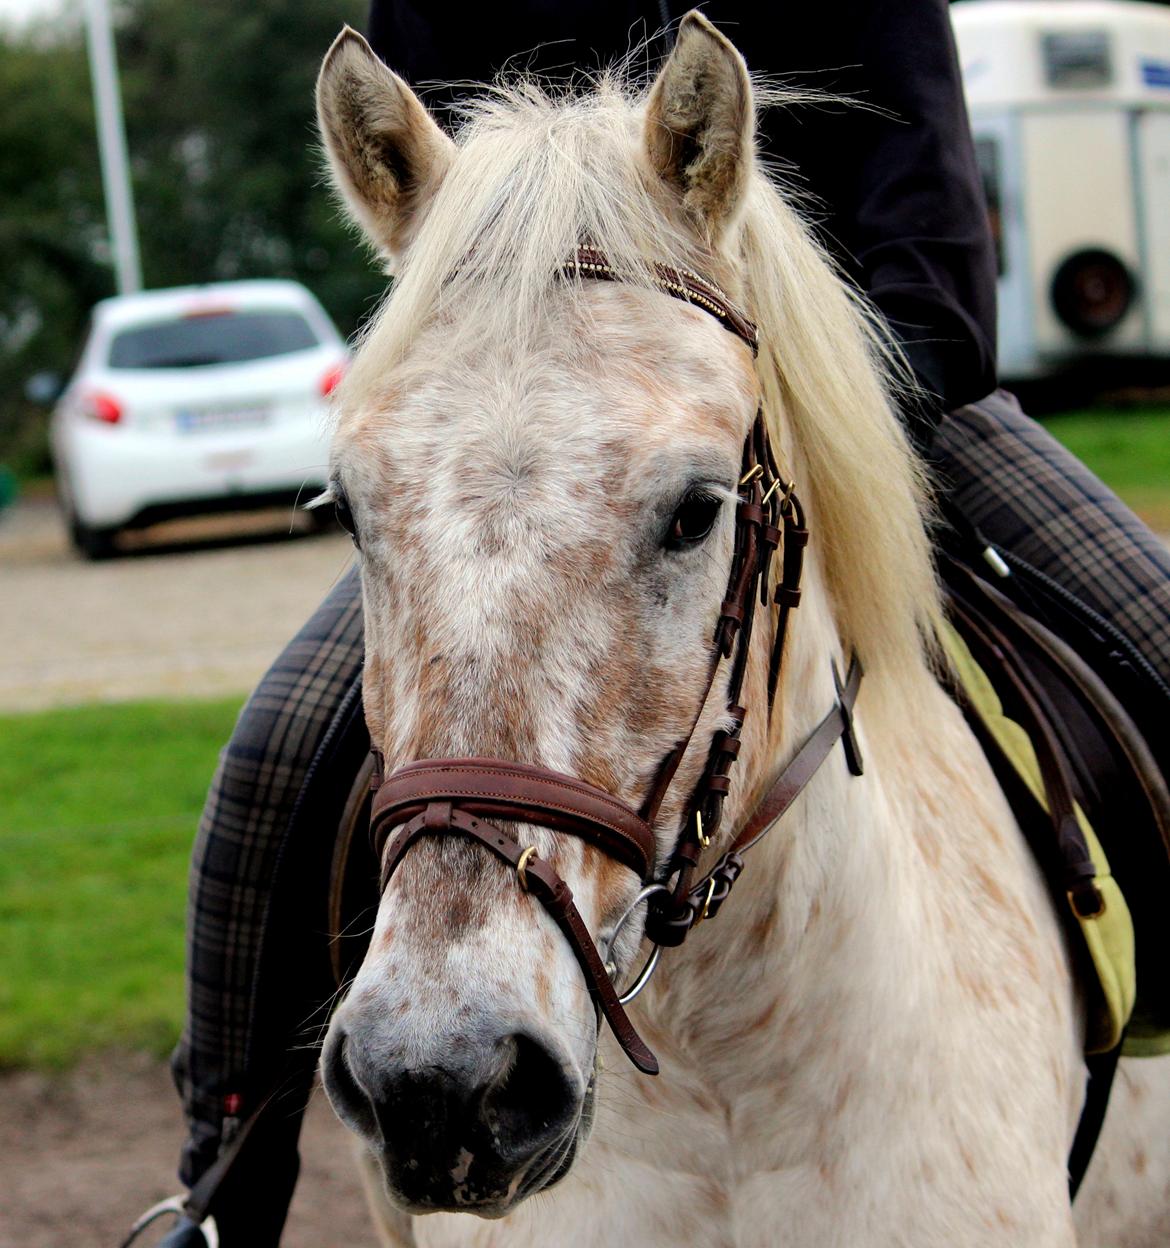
<box><xmin>942</xmin><ymin>554</ymin><xmax>1170</xmax><ymax>1057</ymax></box>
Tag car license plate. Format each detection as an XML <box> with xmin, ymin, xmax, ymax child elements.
<box><xmin>176</xmin><ymin>404</ymin><xmax>271</xmax><ymax>433</ymax></box>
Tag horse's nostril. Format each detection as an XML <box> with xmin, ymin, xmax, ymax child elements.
<box><xmin>479</xmin><ymin>1033</ymin><xmax>577</xmax><ymax>1160</ymax></box>
<box><xmin>321</xmin><ymin>1026</ymin><xmax>378</xmax><ymax>1139</ymax></box>
<box><xmin>324</xmin><ymin>1018</ymin><xmax>582</xmax><ymax>1209</ymax></box>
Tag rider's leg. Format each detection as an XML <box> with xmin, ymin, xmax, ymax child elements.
<box><xmin>935</xmin><ymin>389</ymin><xmax>1170</xmax><ymax>730</ymax></box>
<box><xmin>170</xmin><ymin>564</ymin><xmax>363</xmax><ymax>1245</ymax></box>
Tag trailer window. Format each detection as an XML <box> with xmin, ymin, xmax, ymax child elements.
<box><xmin>1042</xmin><ymin>31</ymin><xmax>1113</xmax><ymax>89</ymax></box>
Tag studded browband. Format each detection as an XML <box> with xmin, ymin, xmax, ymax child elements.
<box><xmin>367</xmin><ymin>247</ymin><xmax>865</xmax><ymax>1075</ymax></box>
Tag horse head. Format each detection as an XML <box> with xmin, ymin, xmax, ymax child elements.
<box><xmin>315</xmin><ymin>10</ymin><xmax>937</xmax><ymax>1220</ymax></box>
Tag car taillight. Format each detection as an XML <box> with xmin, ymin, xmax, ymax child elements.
<box><xmin>85</xmin><ymin>391</ymin><xmax>123</xmax><ymax>424</ymax></box>
<box><xmin>320</xmin><ymin>362</ymin><xmax>346</xmax><ymax>397</ymax></box>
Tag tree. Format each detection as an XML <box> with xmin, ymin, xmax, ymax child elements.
<box><xmin>118</xmin><ymin>0</ymin><xmax>378</xmax><ymax>327</ymax></box>
<box><xmin>0</xmin><ymin>30</ymin><xmax>109</xmax><ymax>474</ymax></box>
<box><xmin>0</xmin><ymin>0</ymin><xmax>380</xmax><ymax>476</ymax></box>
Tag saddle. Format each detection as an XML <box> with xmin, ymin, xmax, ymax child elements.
<box><xmin>933</xmin><ymin>538</ymin><xmax>1170</xmax><ymax>1194</ymax></box>
<box><xmin>939</xmin><ymin>548</ymin><xmax>1170</xmax><ymax>1062</ymax></box>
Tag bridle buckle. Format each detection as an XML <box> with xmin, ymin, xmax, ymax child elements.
<box><xmin>694</xmin><ymin>876</ymin><xmax>718</xmax><ymax>926</ymax></box>
<box><xmin>516</xmin><ymin>845</ymin><xmax>538</xmax><ymax>892</ymax></box>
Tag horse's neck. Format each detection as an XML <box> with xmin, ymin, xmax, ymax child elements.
<box><xmin>652</xmin><ymin>629</ymin><xmax>907</xmax><ymax>1087</ymax></box>
<box><xmin>637</xmin><ymin>565</ymin><xmax>977</xmax><ymax>1105</ymax></box>
<box><xmin>620</xmin><ymin>572</ymin><xmax>1077</xmax><ymax>1175</ymax></box>
<box><xmin>573</xmin><ymin>572</ymin><xmax>1085</xmax><ymax>1245</ymax></box>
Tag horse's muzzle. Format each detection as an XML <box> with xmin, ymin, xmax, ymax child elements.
<box><xmin>321</xmin><ymin>1020</ymin><xmax>584</xmax><ymax>1214</ymax></box>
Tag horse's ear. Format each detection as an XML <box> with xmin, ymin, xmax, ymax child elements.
<box><xmin>316</xmin><ymin>26</ymin><xmax>455</xmax><ymax>259</ymax></box>
<box><xmin>643</xmin><ymin>11</ymin><xmax>753</xmax><ymax>241</ymax></box>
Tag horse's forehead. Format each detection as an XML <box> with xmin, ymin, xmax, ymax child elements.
<box><xmin>347</xmin><ymin>285</ymin><xmax>758</xmax><ymax>477</ymax></box>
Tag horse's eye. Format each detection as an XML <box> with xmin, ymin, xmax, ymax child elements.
<box><xmin>333</xmin><ymin>491</ymin><xmax>360</xmax><ymax>548</ymax></box>
<box><xmin>665</xmin><ymin>491</ymin><xmax>721</xmax><ymax>550</ymax></box>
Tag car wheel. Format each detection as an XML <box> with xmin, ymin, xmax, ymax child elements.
<box><xmin>69</xmin><ymin>513</ymin><xmax>120</xmax><ymax>560</ymax></box>
<box><xmin>57</xmin><ymin>474</ymin><xmax>120</xmax><ymax>560</ymax></box>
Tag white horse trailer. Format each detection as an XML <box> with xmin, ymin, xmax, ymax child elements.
<box><xmin>951</xmin><ymin>0</ymin><xmax>1170</xmax><ymax>381</ymax></box>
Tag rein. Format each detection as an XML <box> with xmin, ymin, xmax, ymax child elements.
<box><xmin>367</xmin><ymin>247</ymin><xmax>866</xmax><ymax>1075</ymax></box>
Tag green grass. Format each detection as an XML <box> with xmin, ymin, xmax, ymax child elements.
<box><xmin>1043</xmin><ymin>406</ymin><xmax>1170</xmax><ymax>530</ymax></box>
<box><xmin>0</xmin><ymin>697</ymin><xmax>243</xmax><ymax>1067</ymax></box>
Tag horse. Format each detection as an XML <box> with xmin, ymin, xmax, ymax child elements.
<box><xmin>313</xmin><ymin>13</ymin><xmax>1170</xmax><ymax>1246</ymax></box>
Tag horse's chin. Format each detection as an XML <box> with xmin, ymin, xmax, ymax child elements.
<box><xmin>377</xmin><ymin>1076</ymin><xmax>595</xmax><ymax>1219</ymax></box>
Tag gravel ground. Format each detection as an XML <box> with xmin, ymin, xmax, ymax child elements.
<box><xmin>0</xmin><ymin>1053</ymin><xmax>375</xmax><ymax>1248</ymax></box>
<box><xmin>1</xmin><ymin>499</ymin><xmax>371</xmax><ymax>1245</ymax></box>
<box><xmin>0</xmin><ymin>497</ymin><xmax>356</xmax><ymax>712</ymax></box>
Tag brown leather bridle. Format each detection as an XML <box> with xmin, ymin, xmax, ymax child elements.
<box><xmin>368</xmin><ymin>247</ymin><xmax>865</xmax><ymax>1076</ymax></box>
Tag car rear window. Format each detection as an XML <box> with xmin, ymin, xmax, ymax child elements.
<box><xmin>107</xmin><ymin>309</ymin><xmax>319</xmax><ymax>369</ymax></box>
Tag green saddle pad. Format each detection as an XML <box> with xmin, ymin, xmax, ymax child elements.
<box><xmin>943</xmin><ymin>621</ymin><xmax>1141</xmax><ymax>1056</ymax></box>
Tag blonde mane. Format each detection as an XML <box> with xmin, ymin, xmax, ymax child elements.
<box><xmin>338</xmin><ymin>73</ymin><xmax>943</xmax><ymax>695</ymax></box>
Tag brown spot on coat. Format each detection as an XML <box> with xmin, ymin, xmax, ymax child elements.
<box><xmin>972</xmin><ymin>862</ymin><xmax>1009</xmax><ymax>909</ymax></box>
<box><xmin>913</xmin><ymin>825</ymin><xmax>942</xmax><ymax>869</ymax></box>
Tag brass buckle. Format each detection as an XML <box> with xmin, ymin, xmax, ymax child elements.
<box><xmin>694</xmin><ymin>877</ymin><xmax>718</xmax><ymax>926</ymax></box>
<box><xmin>516</xmin><ymin>846</ymin><xmax>537</xmax><ymax>892</ymax></box>
<box><xmin>738</xmin><ymin>463</ymin><xmax>764</xmax><ymax>487</ymax></box>
<box><xmin>696</xmin><ymin>810</ymin><xmax>710</xmax><ymax>849</ymax></box>
<box><xmin>1068</xmin><ymin>886</ymin><xmax>1106</xmax><ymax>921</ymax></box>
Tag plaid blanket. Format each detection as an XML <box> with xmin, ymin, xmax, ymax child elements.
<box><xmin>935</xmin><ymin>389</ymin><xmax>1170</xmax><ymax>712</ymax></box>
<box><xmin>170</xmin><ymin>390</ymin><xmax>1170</xmax><ymax>1241</ymax></box>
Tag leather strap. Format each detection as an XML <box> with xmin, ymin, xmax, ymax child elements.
<box><xmin>565</xmin><ymin>245</ymin><xmax>759</xmax><ymax>355</ymax></box>
<box><xmin>769</xmin><ymin>489</ymin><xmax>807</xmax><ymax>707</ymax></box>
<box><xmin>944</xmin><ymin>561</ymin><xmax>1103</xmax><ymax>918</ymax></box>
<box><xmin>736</xmin><ymin>655</ymin><xmax>865</xmax><ymax>854</ymax></box>
<box><xmin>371</xmin><ymin>758</ymin><xmax>654</xmax><ymax>880</ymax></box>
<box><xmin>380</xmin><ymin>804</ymin><xmax>659</xmax><ymax>1075</ymax></box>
<box><xmin>645</xmin><ymin>654</ymin><xmax>864</xmax><ymax>947</ymax></box>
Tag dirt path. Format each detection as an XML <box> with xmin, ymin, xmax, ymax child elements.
<box><xmin>0</xmin><ymin>506</ymin><xmax>372</xmax><ymax>1242</ymax></box>
<box><xmin>0</xmin><ymin>498</ymin><xmax>355</xmax><ymax>712</ymax></box>
<box><xmin>0</xmin><ymin>1054</ymin><xmax>375</xmax><ymax>1248</ymax></box>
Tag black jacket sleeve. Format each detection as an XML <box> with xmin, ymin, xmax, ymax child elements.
<box><xmin>366</xmin><ymin>0</ymin><xmax>997</xmax><ymax>417</ymax></box>
<box><xmin>709</xmin><ymin>0</ymin><xmax>998</xmax><ymax>422</ymax></box>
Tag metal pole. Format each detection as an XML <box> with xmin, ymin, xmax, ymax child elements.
<box><xmin>84</xmin><ymin>0</ymin><xmax>142</xmax><ymax>294</ymax></box>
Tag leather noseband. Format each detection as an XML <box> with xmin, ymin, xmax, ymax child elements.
<box><xmin>368</xmin><ymin>247</ymin><xmax>865</xmax><ymax>1074</ymax></box>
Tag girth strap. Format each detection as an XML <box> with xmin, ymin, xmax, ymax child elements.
<box><xmin>376</xmin><ymin>799</ymin><xmax>659</xmax><ymax>1075</ymax></box>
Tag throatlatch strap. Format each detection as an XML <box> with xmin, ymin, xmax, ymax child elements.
<box><xmin>645</xmin><ymin>654</ymin><xmax>863</xmax><ymax>947</ymax></box>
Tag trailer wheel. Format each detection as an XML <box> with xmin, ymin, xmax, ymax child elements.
<box><xmin>1051</xmin><ymin>249</ymin><xmax>1135</xmax><ymax>338</ymax></box>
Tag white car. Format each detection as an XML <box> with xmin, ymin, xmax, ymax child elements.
<box><xmin>50</xmin><ymin>279</ymin><xmax>346</xmax><ymax>557</ymax></box>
